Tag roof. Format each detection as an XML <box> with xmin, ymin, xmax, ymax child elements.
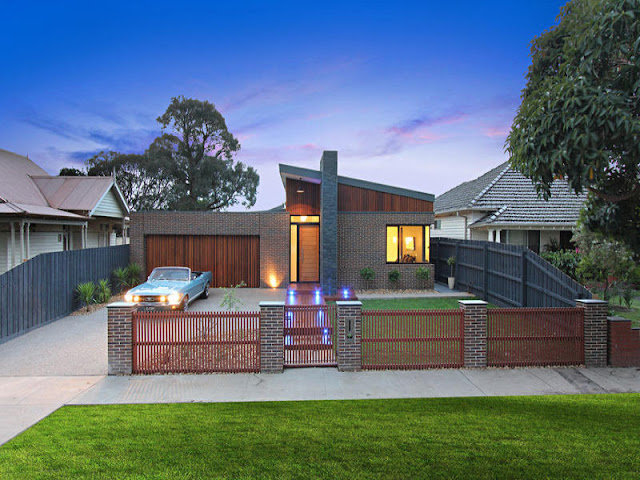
<box><xmin>279</xmin><ymin>163</ymin><xmax>435</xmax><ymax>203</ymax></box>
<box><xmin>0</xmin><ymin>148</ymin><xmax>129</xmax><ymax>220</ymax></box>
<box><xmin>435</xmin><ymin>161</ymin><xmax>587</xmax><ymax>228</ymax></box>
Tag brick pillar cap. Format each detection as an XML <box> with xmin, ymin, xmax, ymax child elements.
<box><xmin>107</xmin><ymin>301</ymin><xmax>136</xmax><ymax>308</ymax></box>
<box><xmin>608</xmin><ymin>316</ymin><xmax>631</xmax><ymax>322</ymax></box>
<box><xmin>575</xmin><ymin>299</ymin><xmax>608</xmax><ymax>305</ymax></box>
<box><xmin>336</xmin><ymin>300</ymin><xmax>362</xmax><ymax>306</ymax></box>
<box><xmin>259</xmin><ymin>301</ymin><xmax>286</xmax><ymax>307</ymax></box>
<box><xmin>458</xmin><ymin>300</ymin><xmax>488</xmax><ymax>306</ymax></box>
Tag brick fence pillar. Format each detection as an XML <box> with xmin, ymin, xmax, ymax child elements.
<box><xmin>459</xmin><ymin>300</ymin><xmax>488</xmax><ymax>368</ymax></box>
<box><xmin>576</xmin><ymin>299</ymin><xmax>608</xmax><ymax>367</ymax></box>
<box><xmin>107</xmin><ymin>302</ymin><xmax>137</xmax><ymax>375</ymax></box>
<box><xmin>336</xmin><ymin>301</ymin><xmax>362</xmax><ymax>372</ymax></box>
<box><xmin>259</xmin><ymin>301</ymin><xmax>285</xmax><ymax>373</ymax></box>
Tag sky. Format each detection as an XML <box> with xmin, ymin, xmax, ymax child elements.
<box><xmin>0</xmin><ymin>0</ymin><xmax>567</xmax><ymax>211</ymax></box>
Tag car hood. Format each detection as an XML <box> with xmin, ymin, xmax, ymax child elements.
<box><xmin>128</xmin><ymin>281</ymin><xmax>187</xmax><ymax>295</ymax></box>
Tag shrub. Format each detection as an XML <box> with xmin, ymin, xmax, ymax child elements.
<box><xmin>112</xmin><ymin>267</ymin><xmax>129</xmax><ymax>293</ymax></box>
<box><xmin>220</xmin><ymin>281</ymin><xmax>246</xmax><ymax>311</ymax></box>
<box><xmin>540</xmin><ymin>250</ymin><xmax>582</xmax><ymax>281</ymax></box>
<box><xmin>126</xmin><ymin>263</ymin><xmax>142</xmax><ymax>288</ymax></box>
<box><xmin>76</xmin><ymin>282</ymin><xmax>96</xmax><ymax>312</ymax></box>
<box><xmin>388</xmin><ymin>270</ymin><xmax>400</xmax><ymax>287</ymax></box>
<box><xmin>360</xmin><ymin>267</ymin><xmax>376</xmax><ymax>281</ymax></box>
<box><xmin>95</xmin><ymin>279</ymin><xmax>112</xmax><ymax>304</ymax></box>
<box><xmin>416</xmin><ymin>267</ymin><xmax>431</xmax><ymax>288</ymax></box>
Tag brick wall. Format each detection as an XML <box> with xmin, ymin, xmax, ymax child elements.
<box><xmin>608</xmin><ymin>317</ymin><xmax>640</xmax><ymax>367</ymax></box>
<box><xmin>459</xmin><ymin>300</ymin><xmax>488</xmax><ymax>367</ymax></box>
<box><xmin>259</xmin><ymin>301</ymin><xmax>284</xmax><ymax>373</ymax></box>
<box><xmin>320</xmin><ymin>151</ymin><xmax>338</xmax><ymax>295</ymax></box>
<box><xmin>337</xmin><ymin>212</ymin><xmax>435</xmax><ymax>290</ymax></box>
<box><xmin>130</xmin><ymin>211</ymin><xmax>289</xmax><ymax>288</ymax></box>
<box><xmin>107</xmin><ymin>303</ymin><xmax>137</xmax><ymax>375</ymax></box>
<box><xmin>336</xmin><ymin>301</ymin><xmax>362</xmax><ymax>372</ymax></box>
<box><xmin>576</xmin><ymin>299</ymin><xmax>608</xmax><ymax>367</ymax></box>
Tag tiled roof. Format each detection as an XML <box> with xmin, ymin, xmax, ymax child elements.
<box><xmin>436</xmin><ymin>161</ymin><xmax>587</xmax><ymax>227</ymax></box>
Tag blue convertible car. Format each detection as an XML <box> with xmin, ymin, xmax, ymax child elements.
<box><xmin>124</xmin><ymin>266</ymin><xmax>212</xmax><ymax>311</ymax></box>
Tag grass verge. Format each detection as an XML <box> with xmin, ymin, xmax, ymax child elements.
<box><xmin>360</xmin><ymin>296</ymin><xmax>475</xmax><ymax>310</ymax></box>
<box><xmin>1</xmin><ymin>395</ymin><xmax>639</xmax><ymax>479</ymax></box>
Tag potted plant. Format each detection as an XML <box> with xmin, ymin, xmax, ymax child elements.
<box><xmin>388</xmin><ymin>269</ymin><xmax>401</xmax><ymax>289</ymax></box>
<box><xmin>416</xmin><ymin>266</ymin><xmax>431</xmax><ymax>289</ymax></box>
<box><xmin>447</xmin><ymin>256</ymin><xmax>456</xmax><ymax>289</ymax></box>
<box><xmin>360</xmin><ymin>267</ymin><xmax>376</xmax><ymax>289</ymax></box>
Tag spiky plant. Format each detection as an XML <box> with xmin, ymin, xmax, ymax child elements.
<box><xmin>96</xmin><ymin>279</ymin><xmax>112</xmax><ymax>304</ymax></box>
<box><xmin>112</xmin><ymin>267</ymin><xmax>129</xmax><ymax>293</ymax></box>
<box><xmin>76</xmin><ymin>282</ymin><xmax>96</xmax><ymax>312</ymax></box>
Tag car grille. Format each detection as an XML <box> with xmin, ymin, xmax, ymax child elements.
<box><xmin>141</xmin><ymin>296</ymin><xmax>160</xmax><ymax>303</ymax></box>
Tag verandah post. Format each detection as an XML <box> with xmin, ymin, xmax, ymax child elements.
<box><xmin>336</xmin><ymin>300</ymin><xmax>362</xmax><ymax>372</ymax></box>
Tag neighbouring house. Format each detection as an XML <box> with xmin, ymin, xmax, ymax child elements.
<box><xmin>0</xmin><ymin>148</ymin><xmax>130</xmax><ymax>274</ymax></box>
<box><xmin>431</xmin><ymin>161</ymin><xmax>587</xmax><ymax>253</ymax></box>
<box><xmin>131</xmin><ymin>151</ymin><xmax>435</xmax><ymax>293</ymax></box>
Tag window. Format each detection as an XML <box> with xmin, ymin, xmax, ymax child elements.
<box><xmin>386</xmin><ymin>225</ymin><xmax>430</xmax><ymax>263</ymax></box>
<box><xmin>434</xmin><ymin>220</ymin><xmax>441</xmax><ymax>230</ymax></box>
<box><xmin>290</xmin><ymin>215</ymin><xmax>319</xmax><ymax>223</ymax></box>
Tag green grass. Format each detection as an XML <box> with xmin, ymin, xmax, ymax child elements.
<box><xmin>360</xmin><ymin>296</ymin><xmax>475</xmax><ymax>310</ymax></box>
<box><xmin>612</xmin><ymin>303</ymin><xmax>640</xmax><ymax>328</ymax></box>
<box><xmin>1</xmin><ymin>395</ymin><xmax>639</xmax><ymax>479</ymax></box>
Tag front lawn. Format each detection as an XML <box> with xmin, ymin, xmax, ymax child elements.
<box><xmin>1</xmin><ymin>395</ymin><xmax>639</xmax><ymax>479</ymax></box>
<box><xmin>360</xmin><ymin>296</ymin><xmax>475</xmax><ymax>310</ymax></box>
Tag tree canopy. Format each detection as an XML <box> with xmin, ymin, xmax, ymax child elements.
<box><xmin>506</xmin><ymin>0</ymin><xmax>640</xmax><ymax>253</ymax></box>
<box><xmin>58</xmin><ymin>167</ymin><xmax>85</xmax><ymax>176</ymax></box>
<box><xmin>78</xmin><ymin>96</ymin><xmax>258</xmax><ymax>212</ymax></box>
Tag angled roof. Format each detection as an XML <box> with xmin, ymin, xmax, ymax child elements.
<box><xmin>279</xmin><ymin>163</ymin><xmax>435</xmax><ymax>202</ymax></box>
<box><xmin>0</xmin><ymin>148</ymin><xmax>129</xmax><ymax>220</ymax></box>
<box><xmin>435</xmin><ymin>161</ymin><xmax>587</xmax><ymax>227</ymax></box>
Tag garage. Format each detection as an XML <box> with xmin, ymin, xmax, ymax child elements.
<box><xmin>145</xmin><ymin>235</ymin><xmax>260</xmax><ymax>288</ymax></box>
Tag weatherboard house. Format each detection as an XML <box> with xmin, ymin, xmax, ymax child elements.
<box><xmin>131</xmin><ymin>151</ymin><xmax>435</xmax><ymax>294</ymax></box>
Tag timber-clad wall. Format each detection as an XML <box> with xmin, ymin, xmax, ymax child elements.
<box><xmin>130</xmin><ymin>212</ymin><xmax>289</xmax><ymax>288</ymax></box>
<box><xmin>285</xmin><ymin>179</ymin><xmax>320</xmax><ymax>215</ymax></box>
<box><xmin>338</xmin><ymin>184</ymin><xmax>433</xmax><ymax>212</ymax></box>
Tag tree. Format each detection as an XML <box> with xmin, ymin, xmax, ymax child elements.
<box><xmin>59</xmin><ymin>167</ymin><xmax>85</xmax><ymax>176</ymax></box>
<box><xmin>154</xmin><ymin>96</ymin><xmax>259</xmax><ymax>210</ymax></box>
<box><xmin>85</xmin><ymin>151</ymin><xmax>173</xmax><ymax>211</ymax></box>
<box><xmin>506</xmin><ymin>0</ymin><xmax>640</xmax><ymax>253</ymax></box>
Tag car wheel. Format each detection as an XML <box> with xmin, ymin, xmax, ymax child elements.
<box><xmin>182</xmin><ymin>296</ymin><xmax>189</xmax><ymax>312</ymax></box>
<box><xmin>203</xmin><ymin>284</ymin><xmax>209</xmax><ymax>299</ymax></box>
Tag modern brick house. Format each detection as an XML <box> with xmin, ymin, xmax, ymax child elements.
<box><xmin>131</xmin><ymin>151</ymin><xmax>435</xmax><ymax>293</ymax></box>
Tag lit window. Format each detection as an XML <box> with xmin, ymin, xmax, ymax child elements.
<box><xmin>386</xmin><ymin>225</ymin><xmax>431</xmax><ymax>263</ymax></box>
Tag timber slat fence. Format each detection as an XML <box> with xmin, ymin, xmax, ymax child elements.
<box><xmin>284</xmin><ymin>305</ymin><xmax>337</xmax><ymax>367</ymax></box>
<box><xmin>361</xmin><ymin>309</ymin><xmax>464</xmax><ymax>369</ymax></box>
<box><xmin>132</xmin><ymin>311</ymin><xmax>260</xmax><ymax>373</ymax></box>
<box><xmin>487</xmin><ymin>308</ymin><xmax>584</xmax><ymax>366</ymax></box>
<box><xmin>0</xmin><ymin>245</ymin><xmax>129</xmax><ymax>342</ymax></box>
<box><xmin>431</xmin><ymin>238</ymin><xmax>591</xmax><ymax>307</ymax></box>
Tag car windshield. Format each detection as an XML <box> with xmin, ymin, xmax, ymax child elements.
<box><xmin>148</xmin><ymin>268</ymin><xmax>190</xmax><ymax>282</ymax></box>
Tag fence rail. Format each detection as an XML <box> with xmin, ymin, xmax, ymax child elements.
<box><xmin>132</xmin><ymin>311</ymin><xmax>260</xmax><ymax>373</ymax></box>
<box><xmin>0</xmin><ymin>245</ymin><xmax>130</xmax><ymax>342</ymax></box>
<box><xmin>431</xmin><ymin>238</ymin><xmax>591</xmax><ymax>307</ymax></box>
<box><xmin>487</xmin><ymin>308</ymin><xmax>584</xmax><ymax>367</ymax></box>
<box><xmin>362</xmin><ymin>309</ymin><xmax>464</xmax><ymax>369</ymax></box>
<box><xmin>284</xmin><ymin>305</ymin><xmax>337</xmax><ymax>367</ymax></box>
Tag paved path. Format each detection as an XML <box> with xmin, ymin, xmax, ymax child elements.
<box><xmin>71</xmin><ymin>367</ymin><xmax>640</xmax><ymax>405</ymax></box>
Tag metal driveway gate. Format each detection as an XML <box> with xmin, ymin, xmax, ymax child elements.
<box><xmin>284</xmin><ymin>305</ymin><xmax>337</xmax><ymax>367</ymax></box>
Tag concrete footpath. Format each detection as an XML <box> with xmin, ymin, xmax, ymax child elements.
<box><xmin>2</xmin><ymin>367</ymin><xmax>639</xmax><ymax>446</ymax></box>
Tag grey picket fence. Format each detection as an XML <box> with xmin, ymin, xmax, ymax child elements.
<box><xmin>0</xmin><ymin>245</ymin><xmax>130</xmax><ymax>342</ymax></box>
<box><xmin>431</xmin><ymin>238</ymin><xmax>591</xmax><ymax>307</ymax></box>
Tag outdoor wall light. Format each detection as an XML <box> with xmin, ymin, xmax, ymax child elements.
<box><xmin>269</xmin><ymin>275</ymin><xmax>278</xmax><ymax>288</ymax></box>
<box><xmin>296</xmin><ymin>188</ymin><xmax>305</xmax><ymax>193</ymax></box>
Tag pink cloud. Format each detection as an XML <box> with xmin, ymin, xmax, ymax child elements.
<box><xmin>484</xmin><ymin>126</ymin><xmax>510</xmax><ymax>138</ymax></box>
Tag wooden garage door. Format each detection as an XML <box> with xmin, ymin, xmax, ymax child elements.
<box><xmin>145</xmin><ymin>235</ymin><xmax>260</xmax><ymax>288</ymax></box>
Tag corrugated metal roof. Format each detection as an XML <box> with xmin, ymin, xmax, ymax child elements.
<box><xmin>0</xmin><ymin>201</ymin><xmax>88</xmax><ymax>219</ymax></box>
<box><xmin>31</xmin><ymin>176</ymin><xmax>115</xmax><ymax>211</ymax></box>
<box><xmin>0</xmin><ymin>149</ymin><xmax>50</xmax><ymax>206</ymax></box>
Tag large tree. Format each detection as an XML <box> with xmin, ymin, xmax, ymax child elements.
<box><xmin>154</xmin><ymin>96</ymin><xmax>258</xmax><ymax>210</ymax></box>
<box><xmin>85</xmin><ymin>151</ymin><xmax>174</xmax><ymax>211</ymax></box>
<box><xmin>506</xmin><ymin>0</ymin><xmax>640</xmax><ymax>253</ymax></box>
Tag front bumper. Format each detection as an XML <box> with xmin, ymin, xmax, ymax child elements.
<box><xmin>134</xmin><ymin>302</ymin><xmax>183</xmax><ymax>312</ymax></box>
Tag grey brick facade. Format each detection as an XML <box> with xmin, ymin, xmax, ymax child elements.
<box><xmin>320</xmin><ymin>151</ymin><xmax>338</xmax><ymax>295</ymax></box>
<box><xmin>337</xmin><ymin>212</ymin><xmax>435</xmax><ymax>290</ymax></box>
<box><xmin>130</xmin><ymin>211</ymin><xmax>289</xmax><ymax>288</ymax></box>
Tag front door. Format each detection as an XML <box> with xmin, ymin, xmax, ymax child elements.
<box><xmin>298</xmin><ymin>225</ymin><xmax>319</xmax><ymax>282</ymax></box>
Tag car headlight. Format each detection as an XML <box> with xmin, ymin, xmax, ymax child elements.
<box><xmin>159</xmin><ymin>296</ymin><xmax>167</xmax><ymax>302</ymax></box>
<box><xmin>168</xmin><ymin>293</ymin><xmax>182</xmax><ymax>305</ymax></box>
<box><xmin>124</xmin><ymin>293</ymin><xmax>133</xmax><ymax>302</ymax></box>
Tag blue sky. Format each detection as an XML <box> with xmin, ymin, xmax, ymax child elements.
<box><xmin>0</xmin><ymin>1</ymin><xmax>566</xmax><ymax>210</ymax></box>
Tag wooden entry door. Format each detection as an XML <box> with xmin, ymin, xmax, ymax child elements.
<box><xmin>298</xmin><ymin>225</ymin><xmax>319</xmax><ymax>282</ymax></box>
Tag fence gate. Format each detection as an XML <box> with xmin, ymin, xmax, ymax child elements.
<box><xmin>132</xmin><ymin>311</ymin><xmax>260</xmax><ymax>374</ymax></box>
<box><xmin>284</xmin><ymin>305</ymin><xmax>337</xmax><ymax>367</ymax></box>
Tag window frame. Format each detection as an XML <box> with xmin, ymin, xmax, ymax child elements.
<box><xmin>386</xmin><ymin>224</ymin><xmax>431</xmax><ymax>264</ymax></box>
